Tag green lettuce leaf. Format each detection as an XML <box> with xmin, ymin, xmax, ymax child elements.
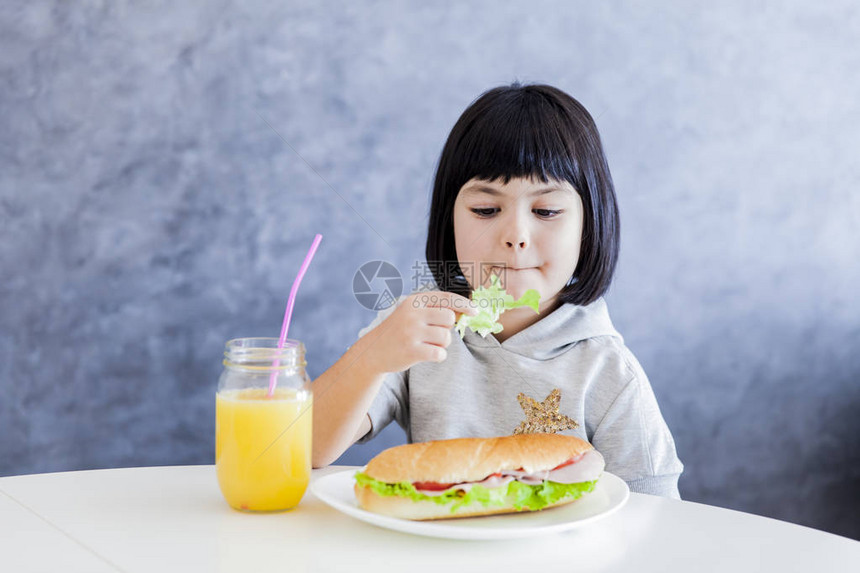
<box><xmin>354</xmin><ymin>472</ymin><xmax>597</xmax><ymax>513</ymax></box>
<box><xmin>455</xmin><ymin>274</ymin><xmax>541</xmax><ymax>338</ymax></box>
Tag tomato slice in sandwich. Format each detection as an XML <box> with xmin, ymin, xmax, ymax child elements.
<box><xmin>412</xmin><ymin>481</ymin><xmax>456</xmax><ymax>491</ymax></box>
<box><xmin>552</xmin><ymin>452</ymin><xmax>585</xmax><ymax>470</ymax></box>
<box><xmin>413</xmin><ymin>472</ymin><xmax>504</xmax><ymax>491</ymax></box>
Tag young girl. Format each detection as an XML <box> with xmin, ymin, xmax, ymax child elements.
<box><xmin>312</xmin><ymin>83</ymin><xmax>684</xmax><ymax>498</ymax></box>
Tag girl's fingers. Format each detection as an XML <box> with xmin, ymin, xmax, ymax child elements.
<box><xmin>421</xmin><ymin>344</ymin><xmax>447</xmax><ymax>363</ymax></box>
<box><xmin>422</xmin><ymin>324</ymin><xmax>452</xmax><ymax>348</ymax></box>
<box><xmin>425</xmin><ymin>307</ymin><xmax>456</xmax><ymax>328</ymax></box>
<box><xmin>414</xmin><ymin>292</ymin><xmax>478</xmax><ymax>317</ymax></box>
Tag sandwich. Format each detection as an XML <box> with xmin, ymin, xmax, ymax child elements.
<box><xmin>353</xmin><ymin>433</ymin><xmax>604</xmax><ymax>520</ymax></box>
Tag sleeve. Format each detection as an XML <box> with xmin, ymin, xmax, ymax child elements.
<box><xmin>356</xmin><ymin>369</ymin><xmax>409</xmax><ymax>443</ymax></box>
<box><xmin>349</xmin><ymin>297</ymin><xmax>411</xmax><ymax>444</ymax></box>
<box><xmin>590</xmin><ymin>353</ymin><xmax>684</xmax><ymax>499</ymax></box>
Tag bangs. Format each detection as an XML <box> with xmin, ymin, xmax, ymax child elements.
<box><xmin>449</xmin><ymin>89</ymin><xmax>581</xmax><ymax>189</ymax></box>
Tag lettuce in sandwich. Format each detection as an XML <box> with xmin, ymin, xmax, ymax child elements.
<box><xmin>354</xmin><ymin>472</ymin><xmax>596</xmax><ymax>513</ymax></box>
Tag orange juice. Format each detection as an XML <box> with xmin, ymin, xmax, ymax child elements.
<box><xmin>216</xmin><ymin>387</ymin><xmax>312</xmax><ymax>511</ymax></box>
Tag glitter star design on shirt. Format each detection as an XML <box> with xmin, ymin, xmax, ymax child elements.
<box><xmin>513</xmin><ymin>388</ymin><xmax>580</xmax><ymax>435</ymax></box>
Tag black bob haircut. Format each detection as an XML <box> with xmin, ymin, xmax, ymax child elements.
<box><xmin>425</xmin><ymin>83</ymin><xmax>620</xmax><ymax>306</ymax></box>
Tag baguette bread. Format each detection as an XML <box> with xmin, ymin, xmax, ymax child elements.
<box><xmin>354</xmin><ymin>434</ymin><xmax>600</xmax><ymax>520</ymax></box>
<box><xmin>363</xmin><ymin>433</ymin><xmax>593</xmax><ymax>484</ymax></box>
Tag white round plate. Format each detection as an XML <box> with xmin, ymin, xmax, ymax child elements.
<box><xmin>310</xmin><ymin>469</ymin><xmax>629</xmax><ymax>540</ymax></box>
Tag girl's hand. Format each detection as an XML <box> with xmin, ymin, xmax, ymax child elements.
<box><xmin>364</xmin><ymin>291</ymin><xmax>477</xmax><ymax>374</ymax></box>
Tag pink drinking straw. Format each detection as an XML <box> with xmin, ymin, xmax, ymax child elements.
<box><xmin>268</xmin><ymin>233</ymin><xmax>323</xmax><ymax>397</ymax></box>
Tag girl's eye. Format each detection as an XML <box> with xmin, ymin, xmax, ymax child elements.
<box><xmin>470</xmin><ymin>207</ymin><xmax>499</xmax><ymax>217</ymax></box>
<box><xmin>534</xmin><ymin>209</ymin><xmax>562</xmax><ymax>218</ymax></box>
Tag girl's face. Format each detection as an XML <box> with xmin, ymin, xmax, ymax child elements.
<box><xmin>453</xmin><ymin>176</ymin><xmax>584</xmax><ymax>308</ymax></box>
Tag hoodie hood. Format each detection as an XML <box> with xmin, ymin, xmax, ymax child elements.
<box><xmin>462</xmin><ymin>298</ymin><xmax>622</xmax><ymax>361</ymax></box>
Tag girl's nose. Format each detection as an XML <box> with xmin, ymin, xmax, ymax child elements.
<box><xmin>503</xmin><ymin>209</ymin><xmax>530</xmax><ymax>249</ymax></box>
<box><xmin>504</xmin><ymin>227</ymin><xmax>529</xmax><ymax>249</ymax></box>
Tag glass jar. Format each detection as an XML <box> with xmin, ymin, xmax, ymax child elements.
<box><xmin>215</xmin><ymin>338</ymin><xmax>313</xmax><ymax>512</ymax></box>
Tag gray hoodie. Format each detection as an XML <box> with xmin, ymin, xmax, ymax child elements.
<box><xmin>356</xmin><ymin>295</ymin><xmax>684</xmax><ymax>498</ymax></box>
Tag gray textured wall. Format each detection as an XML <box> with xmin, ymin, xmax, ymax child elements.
<box><xmin>2</xmin><ymin>1</ymin><xmax>858</xmax><ymax>540</ymax></box>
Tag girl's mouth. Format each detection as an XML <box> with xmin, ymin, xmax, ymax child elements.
<box><xmin>492</xmin><ymin>265</ymin><xmax>538</xmax><ymax>273</ymax></box>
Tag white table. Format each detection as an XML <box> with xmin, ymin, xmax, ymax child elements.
<box><xmin>1</xmin><ymin>465</ymin><xmax>857</xmax><ymax>572</ymax></box>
